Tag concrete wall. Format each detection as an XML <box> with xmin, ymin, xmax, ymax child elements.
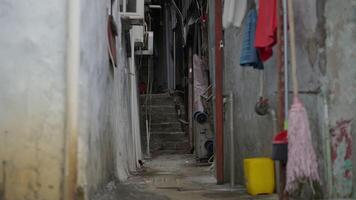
<box><xmin>78</xmin><ymin>0</ymin><xmax>137</xmax><ymax>198</ymax></box>
<box><xmin>0</xmin><ymin>0</ymin><xmax>67</xmax><ymax>199</ymax></box>
<box><xmin>0</xmin><ymin>0</ymin><xmax>138</xmax><ymax>199</ymax></box>
<box><xmin>222</xmin><ymin>0</ymin><xmax>354</xmax><ymax>198</ymax></box>
<box><xmin>324</xmin><ymin>0</ymin><xmax>356</xmax><ymax>198</ymax></box>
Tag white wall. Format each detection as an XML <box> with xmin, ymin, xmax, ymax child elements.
<box><xmin>78</xmin><ymin>0</ymin><xmax>138</xmax><ymax>198</ymax></box>
<box><xmin>0</xmin><ymin>0</ymin><xmax>67</xmax><ymax>199</ymax></box>
<box><xmin>0</xmin><ymin>0</ymin><xmax>139</xmax><ymax>199</ymax></box>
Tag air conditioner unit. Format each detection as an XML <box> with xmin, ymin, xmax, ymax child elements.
<box><xmin>136</xmin><ymin>31</ymin><xmax>154</xmax><ymax>55</ymax></box>
<box><xmin>119</xmin><ymin>0</ymin><xmax>144</xmax><ymax>20</ymax></box>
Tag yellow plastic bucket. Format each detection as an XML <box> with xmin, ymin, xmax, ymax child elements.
<box><xmin>243</xmin><ymin>157</ymin><xmax>275</xmax><ymax>195</ymax></box>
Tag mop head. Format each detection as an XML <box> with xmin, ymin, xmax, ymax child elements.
<box><xmin>286</xmin><ymin>97</ymin><xmax>320</xmax><ymax>193</ymax></box>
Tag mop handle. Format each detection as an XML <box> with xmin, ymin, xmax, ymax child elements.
<box><xmin>287</xmin><ymin>0</ymin><xmax>299</xmax><ymax>97</ymax></box>
<box><xmin>282</xmin><ymin>0</ymin><xmax>289</xmax><ymax>118</ymax></box>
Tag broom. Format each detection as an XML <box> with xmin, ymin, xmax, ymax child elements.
<box><xmin>285</xmin><ymin>0</ymin><xmax>320</xmax><ymax>193</ymax></box>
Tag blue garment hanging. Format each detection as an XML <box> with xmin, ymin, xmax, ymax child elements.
<box><xmin>240</xmin><ymin>9</ymin><xmax>264</xmax><ymax>70</ymax></box>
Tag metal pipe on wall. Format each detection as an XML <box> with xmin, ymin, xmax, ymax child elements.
<box><xmin>188</xmin><ymin>48</ymin><xmax>194</xmax><ymax>150</ymax></box>
<box><xmin>215</xmin><ymin>0</ymin><xmax>224</xmax><ymax>184</ymax></box>
<box><xmin>174</xmin><ymin>32</ymin><xmax>176</xmax><ymax>89</ymax></box>
<box><xmin>130</xmin><ymin>29</ymin><xmax>143</xmax><ymax>168</ymax></box>
<box><xmin>164</xmin><ymin>3</ymin><xmax>172</xmax><ymax>91</ymax></box>
<box><xmin>144</xmin><ymin>57</ymin><xmax>150</xmax><ymax>157</ymax></box>
<box><xmin>229</xmin><ymin>93</ymin><xmax>235</xmax><ymax>187</ymax></box>
<box><xmin>268</xmin><ymin>109</ymin><xmax>281</xmax><ymax>195</ymax></box>
<box><xmin>63</xmin><ymin>0</ymin><xmax>80</xmax><ymax>199</ymax></box>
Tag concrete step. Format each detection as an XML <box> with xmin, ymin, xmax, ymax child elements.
<box><xmin>139</xmin><ymin>93</ymin><xmax>188</xmax><ymax>155</ymax></box>
<box><xmin>161</xmin><ymin>140</ymin><xmax>190</xmax><ymax>151</ymax></box>
<box><xmin>150</xmin><ymin>132</ymin><xmax>187</xmax><ymax>141</ymax></box>
<box><xmin>140</xmin><ymin>93</ymin><xmax>184</xmax><ymax>106</ymax></box>
<box><xmin>141</xmin><ymin>105</ymin><xmax>176</xmax><ymax>114</ymax></box>
<box><xmin>150</xmin><ymin>122</ymin><xmax>182</xmax><ymax>132</ymax></box>
<box><xmin>151</xmin><ymin>113</ymin><xmax>177</xmax><ymax>123</ymax></box>
<box><xmin>140</xmin><ymin>113</ymin><xmax>178</xmax><ymax>123</ymax></box>
<box><xmin>141</xmin><ymin>105</ymin><xmax>186</xmax><ymax>116</ymax></box>
<box><xmin>151</xmin><ymin>150</ymin><xmax>189</xmax><ymax>155</ymax></box>
<box><xmin>150</xmin><ymin>138</ymin><xmax>190</xmax><ymax>152</ymax></box>
<box><xmin>140</xmin><ymin>97</ymin><xmax>174</xmax><ymax>106</ymax></box>
<box><xmin>141</xmin><ymin>131</ymin><xmax>190</xmax><ymax>153</ymax></box>
<box><xmin>140</xmin><ymin>93</ymin><xmax>170</xmax><ymax>99</ymax></box>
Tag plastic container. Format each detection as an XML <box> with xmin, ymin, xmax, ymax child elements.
<box><xmin>243</xmin><ymin>157</ymin><xmax>275</xmax><ymax>195</ymax></box>
<box><xmin>272</xmin><ymin>130</ymin><xmax>288</xmax><ymax>162</ymax></box>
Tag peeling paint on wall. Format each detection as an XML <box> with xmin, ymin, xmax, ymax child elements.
<box><xmin>330</xmin><ymin>119</ymin><xmax>352</xmax><ymax>197</ymax></box>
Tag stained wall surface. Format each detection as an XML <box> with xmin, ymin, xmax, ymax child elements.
<box><xmin>221</xmin><ymin>0</ymin><xmax>354</xmax><ymax>198</ymax></box>
<box><xmin>78</xmin><ymin>0</ymin><xmax>137</xmax><ymax>198</ymax></box>
<box><xmin>0</xmin><ymin>0</ymin><xmax>138</xmax><ymax>199</ymax></box>
<box><xmin>0</xmin><ymin>0</ymin><xmax>67</xmax><ymax>199</ymax></box>
<box><xmin>325</xmin><ymin>0</ymin><xmax>356</xmax><ymax>198</ymax></box>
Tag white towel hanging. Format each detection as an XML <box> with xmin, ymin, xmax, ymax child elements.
<box><xmin>222</xmin><ymin>0</ymin><xmax>247</xmax><ymax>29</ymax></box>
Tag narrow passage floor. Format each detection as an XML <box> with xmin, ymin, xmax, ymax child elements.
<box><xmin>94</xmin><ymin>154</ymin><xmax>278</xmax><ymax>200</ymax></box>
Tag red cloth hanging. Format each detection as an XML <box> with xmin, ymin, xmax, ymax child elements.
<box><xmin>255</xmin><ymin>0</ymin><xmax>278</xmax><ymax>62</ymax></box>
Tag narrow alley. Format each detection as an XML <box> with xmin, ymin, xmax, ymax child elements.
<box><xmin>94</xmin><ymin>154</ymin><xmax>277</xmax><ymax>200</ymax></box>
<box><xmin>0</xmin><ymin>0</ymin><xmax>355</xmax><ymax>200</ymax></box>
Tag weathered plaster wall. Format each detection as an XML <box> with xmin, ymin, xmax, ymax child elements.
<box><xmin>78</xmin><ymin>0</ymin><xmax>137</xmax><ymax>198</ymax></box>
<box><xmin>0</xmin><ymin>0</ymin><xmax>66</xmax><ymax>199</ymax></box>
<box><xmin>325</xmin><ymin>0</ymin><xmax>356</xmax><ymax>198</ymax></box>
<box><xmin>0</xmin><ymin>0</ymin><xmax>138</xmax><ymax>199</ymax></box>
<box><xmin>223</xmin><ymin>0</ymin><xmax>330</xmax><ymax>198</ymax></box>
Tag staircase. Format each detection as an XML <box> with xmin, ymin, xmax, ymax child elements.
<box><xmin>140</xmin><ymin>93</ymin><xmax>189</xmax><ymax>155</ymax></box>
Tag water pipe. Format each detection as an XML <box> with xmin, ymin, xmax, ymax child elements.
<box><xmin>64</xmin><ymin>0</ymin><xmax>80</xmax><ymax>199</ymax></box>
<box><xmin>130</xmin><ymin>28</ymin><xmax>143</xmax><ymax>168</ymax></box>
<box><xmin>268</xmin><ymin>108</ymin><xmax>280</xmax><ymax>195</ymax></box>
<box><xmin>214</xmin><ymin>0</ymin><xmax>224</xmax><ymax>184</ymax></box>
<box><xmin>229</xmin><ymin>93</ymin><xmax>235</xmax><ymax>187</ymax></box>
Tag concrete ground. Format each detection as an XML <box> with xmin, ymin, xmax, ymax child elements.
<box><xmin>94</xmin><ymin>154</ymin><xmax>278</xmax><ymax>200</ymax></box>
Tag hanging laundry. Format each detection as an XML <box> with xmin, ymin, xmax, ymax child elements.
<box><xmin>240</xmin><ymin>10</ymin><xmax>264</xmax><ymax>70</ymax></box>
<box><xmin>170</xmin><ymin>5</ymin><xmax>177</xmax><ymax>29</ymax></box>
<box><xmin>193</xmin><ymin>55</ymin><xmax>209</xmax><ymax>123</ymax></box>
<box><xmin>222</xmin><ymin>0</ymin><xmax>247</xmax><ymax>29</ymax></box>
<box><xmin>255</xmin><ymin>0</ymin><xmax>259</xmax><ymax>10</ymax></box>
<box><xmin>255</xmin><ymin>0</ymin><xmax>277</xmax><ymax>62</ymax></box>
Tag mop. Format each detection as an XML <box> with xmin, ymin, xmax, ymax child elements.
<box><xmin>285</xmin><ymin>0</ymin><xmax>320</xmax><ymax>193</ymax></box>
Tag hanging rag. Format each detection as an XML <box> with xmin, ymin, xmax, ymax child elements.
<box><xmin>240</xmin><ymin>10</ymin><xmax>264</xmax><ymax>70</ymax></box>
<box><xmin>255</xmin><ymin>0</ymin><xmax>278</xmax><ymax>62</ymax></box>
<box><xmin>193</xmin><ymin>55</ymin><xmax>209</xmax><ymax>123</ymax></box>
<box><xmin>222</xmin><ymin>0</ymin><xmax>247</xmax><ymax>29</ymax></box>
<box><xmin>170</xmin><ymin>5</ymin><xmax>178</xmax><ymax>29</ymax></box>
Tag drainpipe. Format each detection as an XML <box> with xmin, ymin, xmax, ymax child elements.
<box><xmin>268</xmin><ymin>108</ymin><xmax>280</xmax><ymax>195</ymax></box>
<box><xmin>215</xmin><ymin>0</ymin><xmax>224</xmax><ymax>184</ymax></box>
<box><xmin>130</xmin><ymin>28</ymin><xmax>143</xmax><ymax>168</ymax></box>
<box><xmin>188</xmin><ymin>48</ymin><xmax>194</xmax><ymax>150</ymax></box>
<box><xmin>229</xmin><ymin>93</ymin><xmax>235</xmax><ymax>187</ymax></box>
<box><xmin>173</xmin><ymin>32</ymin><xmax>176</xmax><ymax>90</ymax></box>
<box><xmin>164</xmin><ymin>3</ymin><xmax>172</xmax><ymax>91</ymax></box>
<box><xmin>63</xmin><ymin>0</ymin><xmax>80</xmax><ymax>199</ymax></box>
